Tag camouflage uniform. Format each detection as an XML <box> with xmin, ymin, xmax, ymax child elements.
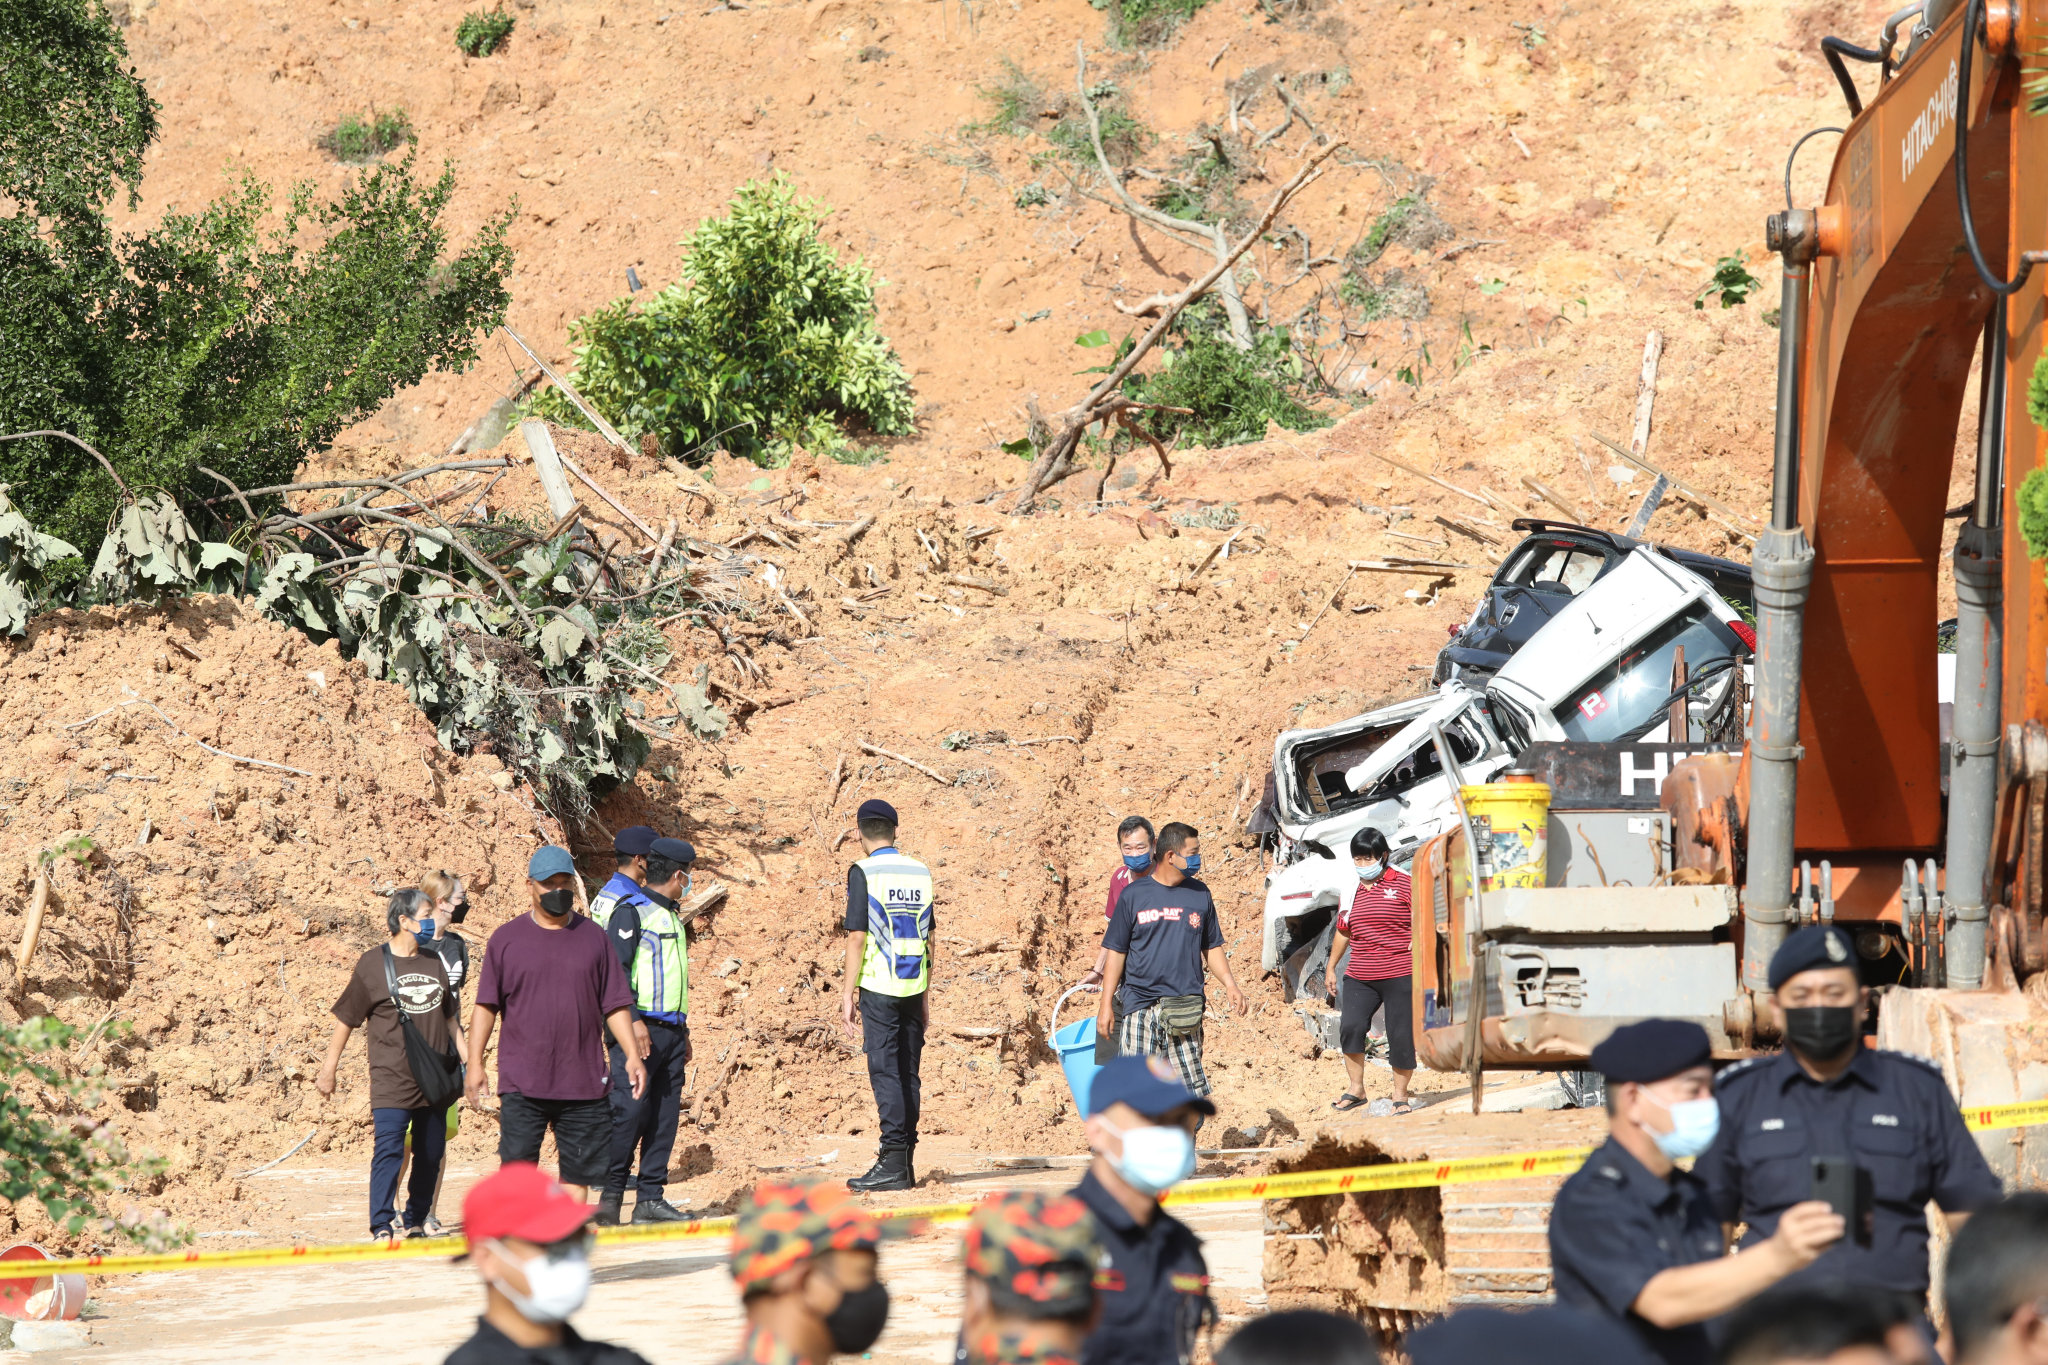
<box><xmin>720</xmin><ymin>1179</ymin><xmax>887</xmax><ymax>1365</ymax></box>
<box><xmin>960</xmin><ymin>1191</ymin><xmax>1104</xmax><ymax>1365</ymax></box>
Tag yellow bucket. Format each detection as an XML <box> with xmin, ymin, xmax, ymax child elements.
<box><xmin>1461</xmin><ymin>779</ymin><xmax>1551</xmax><ymax>891</ymax></box>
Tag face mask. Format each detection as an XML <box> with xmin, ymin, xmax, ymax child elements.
<box><xmin>1106</xmin><ymin>1120</ymin><xmax>1197</xmax><ymax>1195</ymax></box>
<box><xmin>1637</xmin><ymin>1091</ymin><xmax>1721</xmax><ymax>1161</ymax></box>
<box><xmin>1784</xmin><ymin>1005</ymin><xmax>1859</xmax><ymax>1062</ymax></box>
<box><xmin>413</xmin><ymin>917</ymin><xmax>438</xmax><ymax>945</ymax></box>
<box><xmin>1122</xmin><ymin>853</ymin><xmax>1151</xmax><ymax>871</ymax></box>
<box><xmin>537</xmin><ymin>888</ymin><xmax>575</xmax><ymax>917</ymax></box>
<box><xmin>822</xmin><ymin>1279</ymin><xmax>891</xmax><ymax>1354</ymax></box>
<box><xmin>489</xmin><ymin>1240</ymin><xmax>590</xmax><ymax>1324</ymax></box>
<box><xmin>449</xmin><ymin>900</ymin><xmax>469</xmax><ymax>925</ymax></box>
<box><xmin>680</xmin><ymin>873</ymin><xmax>693</xmax><ymax>898</ymax></box>
<box><xmin>1356</xmin><ymin>860</ymin><xmax>1384</xmax><ymax>882</ymax></box>
<box><xmin>1180</xmin><ymin>853</ymin><xmax>1202</xmax><ymax>874</ymax></box>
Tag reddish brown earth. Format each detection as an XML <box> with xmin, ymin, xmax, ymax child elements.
<box><xmin>5</xmin><ymin>0</ymin><xmax>1992</xmax><ymax>1257</ymax></box>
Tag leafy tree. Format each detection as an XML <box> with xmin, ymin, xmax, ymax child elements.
<box><xmin>1</xmin><ymin>1015</ymin><xmax>180</xmax><ymax>1245</ymax></box>
<box><xmin>0</xmin><ymin>0</ymin><xmax>515</xmax><ymax>557</ymax></box>
<box><xmin>1119</xmin><ymin>302</ymin><xmax>1330</xmax><ymax>447</ymax></box>
<box><xmin>533</xmin><ymin>176</ymin><xmax>914</xmax><ymax>464</ymax></box>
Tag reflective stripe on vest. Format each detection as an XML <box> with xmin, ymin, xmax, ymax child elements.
<box><xmin>590</xmin><ymin>877</ymin><xmax>688</xmax><ymax>1018</ymax></box>
<box><xmin>856</xmin><ymin>849</ymin><xmax>933</xmax><ymax>997</ymax></box>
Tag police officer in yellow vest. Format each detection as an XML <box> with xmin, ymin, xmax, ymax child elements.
<box><xmin>838</xmin><ymin>799</ymin><xmax>934</xmax><ymax>1193</ymax></box>
<box><xmin>592</xmin><ymin>835</ymin><xmax>696</xmax><ymax>1225</ymax></box>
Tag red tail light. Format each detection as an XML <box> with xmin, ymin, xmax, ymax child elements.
<box><xmin>1728</xmin><ymin>620</ymin><xmax>1757</xmax><ymax>651</ymax></box>
<box><xmin>1447</xmin><ymin>624</ymin><xmax>1461</xmax><ymax>636</ymax></box>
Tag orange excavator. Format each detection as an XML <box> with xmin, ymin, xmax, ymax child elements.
<box><xmin>1402</xmin><ymin>0</ymin><xmax>2048</xmax><ymax>1178</ymax></box>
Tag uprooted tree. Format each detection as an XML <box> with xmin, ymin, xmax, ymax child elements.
<box><xmin>0</xmin><ymin>0</ymin><xmax>516</xmax><ymax>557</ymax></box>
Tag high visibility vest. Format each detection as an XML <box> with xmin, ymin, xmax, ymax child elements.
<box><xmin>855</xmin><ymin>847</ymin><xmax>933</xmax><ymax>997</ymax></box>
<box><xmin>591</xmin><ymin>877</ymin><xmax>689</xmax><ymax>1020</ymax></box>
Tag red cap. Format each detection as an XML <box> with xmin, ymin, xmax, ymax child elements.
<box><xmin>463</xmin><ymin>1163</ymin><xmax>593</xmax><ymax>1247</ymax></box>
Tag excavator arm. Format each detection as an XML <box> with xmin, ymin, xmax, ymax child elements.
<box><xmin>1744</xmin><ymin>0</ymin><xmax>2048</xmax><ymax>992</ymax></box>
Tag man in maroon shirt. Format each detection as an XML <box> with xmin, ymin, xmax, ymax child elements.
<box><xmin>467</xmin><ymin>846</ymin><xmax>647</xmax><ymax>1200</ymax></box>
<box><xmin>1081</xmin><ymin>817</ymin><xmax>1153</xmax><ymax>989</ymax></box>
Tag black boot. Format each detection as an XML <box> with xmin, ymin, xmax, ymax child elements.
<box><xmin>631</xmin><ymin>1197</ymin><xmax>691</xmax><ymax>1223</ymax></box>
<box><xmin>594</xmin><ymin>1193</ymin><xmax>623</xmax><ymax>1227</ymax></box>
<box><xmin>847</xmin><ymin>1145</ymin><xmax>913</xmax><ymax>1192</ymax></box>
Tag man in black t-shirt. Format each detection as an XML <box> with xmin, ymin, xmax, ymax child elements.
<box><xmin>1095</xmin><ymin>823</ymin><xmax>1246</xmax><ymax>1099</ymax></box>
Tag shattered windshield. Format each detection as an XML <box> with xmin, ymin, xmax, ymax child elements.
<box><xmin>1551</xmin><ymin>607</ymin><xmax>1745</xmax><ymax>743</ymax></box>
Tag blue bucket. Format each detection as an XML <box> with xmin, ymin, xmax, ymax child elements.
<box><xmin>1050</xmin><ymin>986</ymin><xmax>1103</xmax><ymax>1115</ymax></box>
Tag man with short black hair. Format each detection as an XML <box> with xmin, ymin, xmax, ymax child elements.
<box><xmin>1096</xmin><ymin>822</ymin><xmax>1246</xmax><ymax>1099</ymax></box>
<box><xmin>593</xmin><ymin>835</ymin><xmax>697</xmax><ymax>1227</ymax></box>
<box><xmin>467</xmin><ymin>847</ymin><xmax>647</xmax><ymax>1201</ymax></box>
<box><xmin>1946</xmin><ymin>1193</ymin><xmax>2048</xmax><ymax>1365</ymax></box>
<box><xmin>1698</xmin><ymin>924</ymin><xmax>2002</xmax><ymax>1313</ymax></box>
<box><xmin>1715</xmin><ymin>1282</ymin><xmax>1897</xmax><ymax>1365</ymax></box>
<box><xmin>838</xmin><ymin>798</ymin><xmax>935</xmax><ymax>1192</ymax></box>
<box><xmin>1548</xmin><ymin>1019</ymin><xmax>1841</xmax><ymax>1364</ymax></box>
<box><xmin>1082</xmin><ymin>818</ymin><xmax>1154</xmax><ymax>990</ymax></box>
<box><xmin>588</xmin><ymin>825</ymin><xmax>657</xmax><ymax>926</ymax></box>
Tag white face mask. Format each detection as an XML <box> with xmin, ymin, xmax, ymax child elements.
<box><xmin>487</xmin><ymin>1239</ymin><xmax>591</xmax><ymax>1323</ymax></box>
<box><xmin>1355</xmin><ymin>860</ymin><xmax>1385</xmax><ymax>882</ymax></box>
<box><xmin>1102</xmin><ymin>1118</ymin><xmax>1197</xmax><ymax>1195</ymax></box>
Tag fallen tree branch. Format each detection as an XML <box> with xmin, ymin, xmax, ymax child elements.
<box><xmin>556</xmin><ymin>446</ymin><xmax>660</xmax><ymax>544</ymax></box>
<box><xmin>502</xmin><ymin>325</ymin><xmax>633</xmax><ymax>455</ymax></box>
<box><xmin>1014</xmin><ymin>135</ymin><xmax>1345</xmax><ymax>513</ymax></box>
<box><xmin>1271</xmin><ymin>74</ymin><xmax>1326</xmax><ymax>145</ymax></box>
<box><xmin>65</xmin><ymin>698</ymin><xmax>317</xmax><ymax>777</ymax></box>
<box><xmin>0</xmin><ymin>431</ymin><xmax>132</xmax><ymax>503</ymax></box>
<box><xmin>858</xmin><ymin>739</ymin><xmax>952</xmax><ymax>786</ymax></box>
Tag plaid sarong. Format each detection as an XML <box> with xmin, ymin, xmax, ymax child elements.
<box><xmin>1115</xmin><ymin>1001</ymin><xmax>1211</xmax><ymax>1097</ymax></box>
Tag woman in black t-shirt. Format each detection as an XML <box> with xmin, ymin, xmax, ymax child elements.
<box><xmin>403</xmin><ymin>870</ymin><xmax>473</xmax><ymax>1232</ymax></box>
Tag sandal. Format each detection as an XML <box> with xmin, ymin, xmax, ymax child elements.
<box><xmin>1330</xmin><ymin>1093</ymin><xmax>1370</xmax><ymax>1112</ymax></box>
<box><xmin>1387</xmin><ymin>1099</ymin><xmax>1418</xmax><ymax>1115</ymax></box>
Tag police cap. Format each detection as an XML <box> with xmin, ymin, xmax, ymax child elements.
<box><xmin>1768</xmin><ymin>924</ymin><xmax>1858</xmax><ymax>990</ymax></box>
<box><xmin>649</xmin><ymin>836</ymin><xmax>695</xmax><ymax>865</ymax></box>
<box><xmin>613</xmin><ymin>825</ymin><xmax>658</xmax><ymax>857</ymax></box>
<box><xmin>1087</xmin><ymin>1055</ymin><xmax>1216</xmax><ymax>1118</ymax></box>
<box><xmin>857</xmin><ymin>799</ymin><xmax>899</xmax><ymax>825</ymax></box>
<box><xmin>1588</xmin><ymin>1019</ymin><xmax>1712</xmax><ymax>1084</ymax></box>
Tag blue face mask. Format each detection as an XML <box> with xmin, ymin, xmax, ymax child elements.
<box><xmin>1640</xmin><ymin>1092</ymin><xmax>1720</xmax><ymax>1161</ymax></box>
<box><xmin>413</xmin><ymin>917</ymin><xmax>438</xmax><ymax>945</ymax></box>
<box><xmin>1106</xmin><ymin>1120</ymin><xmax>1197</xmax><ymax>1195</ymax></box>
<box><xmin>1122</xmin><ymin>853</ymin><xmax>1151</xmax><ymax>871</ymax></box>
<box><xmin>1180</xmin><ymin>853</ymin><xmax>1202</xmax><ymax>874</ymax></box>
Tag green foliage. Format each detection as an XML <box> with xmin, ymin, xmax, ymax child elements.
<box><xmin>322</xmin><ymin>108</ymin><xmax>413</xmax><ymax>163</ymax></box>
<box><xmin>530</xmin><ymin>176</ymin><xmax>914</xmax><ymax>464</ymax></box>
<box><xmin>454</xmin><ymin>7</ymin><xmax>515</xmax><ymax>57</ymax></box>
<box><xmin>1</xmin><ymin>1016</ymin><xmax>180</xmax><ymax>1244</ymax></box>
<box><xmin>1</xmin><ymin>0</ymin><xmax>514</xmax><ymax>559</ymax></box>
<box><xmin>2029</xmin><ymin>352</ymin><xmax>2048</xmax><ymax>433</ymax></box>
<box><xmin>1121</xmin><ymin>303</ymin><xmax>1332</xmax><ymax>448</ymax></box>
<box><xmin>1339</xmin><ymin>269</ymin><xmax>1429</xmax><ymax>321</ymax></box>
<box><xmin>1014</xmin><ymin>181</ymin><xmax>1051</xmax><ymax>208</ymax></box>
<box><xmin>1099</xmin><ymin>0</ymin><xmax>1211</xmax><ymax>47</ymax></box>
<box><xmin>969</xmin><ymin>58</ymin><xmax>1042</xmax><ymax>137</ymax></box>
<box><xmin>1354</xmin><ymin>194</ymin><xmax>1422</xmax><ymax>266</ymax></box>
<box><xmin>1042</xmin><ymin>97</ymin><xmax>1149</xmax><ymax>169</ymax></box>
<box><xmin>2018</xmin><ymin>467</ymin><xmax>2048</xmax><ymax>563</ymax></box>
<box><xmin>0</xmin><ymin>485</ymin><xmax>81</xmax><ymax>635</ymax></box>
<box><xmin>1695</xmin><ymin>253</ymin><xmax>1762</xmax><ymax>309</ymax></box>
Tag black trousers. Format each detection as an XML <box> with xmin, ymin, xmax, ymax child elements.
<box><xmin>604</xmin><ymin>1019</ymin><xmax>689</xmax><ymax>1200</ymax></box>
<box><xmin>1341</xmin><ymin>974</ymin><xmax>1416</xmax><ymax>1070</ymax></box>
<box><xmin>860</xmin><ymin>988</ymin><xmax>925</xmax><ymax>1148</ymax></box>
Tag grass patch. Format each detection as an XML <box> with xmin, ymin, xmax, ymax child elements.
<box><xmin>1340</xmin><ymin>268</ymin><xmax>1430</xmax><ymax>321</ymax></box>
<box><xmin>321</xmin><ymin>108</ymin><xmax>412</xmax><ymax>163</ymax></box>
<box><xmin>967</xmin><ymin>59</ymin><xmax>1150</xmax><ymax>170</ymax></box>
<box><xmin>969</xmin><ymin>58</ymin><xmax>1043</xmax><ymax>137</ymax></box>
<box><xmin>1122</xmin><ymin>301</ymin><xmax>1331</xmax><ymax>447</ymax></box>
<box><xmin>455</xmin><ymin>8</ymin><xmax>516</xmax><ymax>57</ymax></box>
<box><xmin>1014</xmin><ymin>181</ymin><xmax>1051</xmax><ymax>208</ymax></box>
<box><xmin>1100</xmin><ymin>0</ymin><xmax>1212</xmax><ymax>47</ymax></box>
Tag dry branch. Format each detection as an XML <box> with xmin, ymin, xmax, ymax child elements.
<box><xmin>1013</xmin><ymin>136</ymin><xmax>1346</xmax><ymax>512</ymax></box>
<box><xmin>858</xmin><ymin>739</ymin><xmax>952</xmax><ymax>786</ymax></box>
<box><xmin>503</xmin><ymin>325</ymin><xmax>633</xmax><ymax>455</ymax></box>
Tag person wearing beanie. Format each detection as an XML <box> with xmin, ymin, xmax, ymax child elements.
<box><xmin>957</xmin><ymin>1191</ymin><xmax>1104</xmax><ymax>1365</ymax></box>
<box><xmin>443</xmin><ymin>1162</ymin><xmax>651</xmax><ymax>1364</ymax></box>
<box><xmin>1547</xmin><ymin>1019</ymin><xmax>1843</xmax><ymax>1364</ymax></box>
<box><xmin>721</xmin><ymin>1179</ymin><xmax>892</xmax><ymax>1365</ymax></box>
<box><xmin>1698</xmin><ymin>923</ymin><xmax>2003</xmax><ymax>1319</ymax></box>
<box><xmin>837</xmin><ymin>798</ymin><xmax>936</xmax><ymax>1192</ymax></box>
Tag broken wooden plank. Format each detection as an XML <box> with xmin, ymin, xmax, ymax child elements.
<box><xmin>945</xmin><ymin>573</ymin><xmax>1008</xmax><ymax>597</ymax></box>
<box><xmin>503</xmin><ymin>325</ymin><xmax>632</xmax><ymax>454</ymax></box>
<box><xmin>1587</xmin><ymin>431</ymin><xmax>1764</xmax><ymax>533</ymax></box>
<box><xmin>520</xmin><ymin>420</ymin><xmax>580</xmax><ymax>522</ymax></box>
<box><xmin>1629</xmin><ymin>331</ymin><xmax>1664</xmax><ymax>459</ymax></box>
<box><xmin>1434</xmin><ymin>514</ymin><xmax>1501</xmax><ymax>548</ymax></box>
<box><xmin>556</xmin><ymin>447</ymin><xmax>660</xmax><ymax>543</ymax></box>
<box><xmin>1360</xmin><ymin>449</ymin><xmax>1493</xmax><ymax>509</ymax></box>
<box><xmin>1347</xmin><ymin>557</ymin><xmax>1473</xmax><ymax>573</ymax></box>
<box><xmin>1520</xmin><ymin>475</ymin><xmax>1585</xmax><ymax>524</ymax></box>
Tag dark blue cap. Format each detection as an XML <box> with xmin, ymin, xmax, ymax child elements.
<box><xmin>1409</xmin><ymin>1306</ymin><xmax>1654</xmax><ymax>1365</ymax></box>
<box><xmin>614</xmin><ymin>825</ymin><xmax>658</xmax><ymax>857</ymax></box>
<box><xmin>1769</xmin><ymin>924</ymin><xmax>1858</xmax><ymax>990</ymax></box>
<box><xmin>527</xmin><ymin>846</ymin><xmax>575</xmax><ymax>881</ymax></box>
<box><xmin>1086</xmin><ymin>1056</ymin><xmax>1216</xmax><ymax>1118</ymax></box>
<box><xmin>1588</xmin><ymin>1019</ymin><xmax>1712</xmax><ymax>1084</ymax></box>
<box><xmin>650</xmin><ymin>836</ymin><xmax>695</xmax><ymax>865</ymax></box>
<box><xmin>857</xmin><ymin>799</ymin><xmax>899</xmax><ymax>825</ymax></box>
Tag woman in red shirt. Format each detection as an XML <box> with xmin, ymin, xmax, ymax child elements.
<box><xmin>1325</xmin><ymin>826</ymin><xmax>1416</xmax><ymax>1113</ymax></box>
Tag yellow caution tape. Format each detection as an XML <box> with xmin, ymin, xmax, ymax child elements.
<box><xmin>5</xmin><ymin>1097</ymin><xmax>2043</xmax><ymax>1280</ymax></box>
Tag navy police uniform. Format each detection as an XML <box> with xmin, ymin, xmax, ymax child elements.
<box><xmin>1075</xmin><ymin>1057</ymin><xmax>1216</xmax><ymax>1365</ymax></box>
<box><xmin>1695</xmin><ymin>923</ymin><xmax>2003</xmax><ymax>1301</ymax></box>
<box><xmin>1546</xmin><ymin>1019</ymin><xmax>1722</xmax><ymax>1365</ymax></box>
<box><xmin>1696</xmin><ymin>1044</ymin><xmax>2001</xmax><ymax>1296</ymax></box>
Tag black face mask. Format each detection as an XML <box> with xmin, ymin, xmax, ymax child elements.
<box><xmin>1784</xmin><ymin>1005</ymin><xmax>1859</xmax><ymax>1062</ymax></box>
<box><xmin>823</xmin><ymin>1280</ymin><xmax>890</xmax><ymax>1354</ymax></box>
<box><xmin>449</xmin><ymin>901</ymin><xmax>469</xmax><ymax>925</ymax></box>
<box><xmin>537</xmin><ymin>889</ymin><xmax>576</xmax><ymax>917</ymax></box>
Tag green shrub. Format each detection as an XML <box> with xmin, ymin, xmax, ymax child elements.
<box><xmin>530</xmin><ymin>176</ymin><xmax>914</xmax><ymax>464</ymax></box>
<box><xmin>322</xmin><ymin>108</ymin><xmax>412</xmax><ymax>163</ymax></box>
<box><xmin>1098</xmin><ymin>0</ymin><xmax>1211</xmax><ymax>47</ymax></box>
<box><xmin>1</xmin><ymin>0</ymin><xmax>511</xmax><ymax>558</ymax></box>
<box><xmin>455</xmin><ymin>7</ymin><xmax>515</xmax><ymax>56</ymax></box>
<box><xmin>2019</xmin><ymin>467</ymin><xmax>2048</xmax><ymax>563</ymax></box>
<box><xmin>1014</xmin><ymin>181</ymin><xmax>1052</xmax><ymax>208</ymax></box>
<box><xmin>1122</xmin><ymin>302</ymin><xmax>1331</xmax><ymax>447</ymax></box>
<box><xmin>969</xmin><ymin>57</ymin><xmax>1043</xmax><ymax>137</ymax></box>
<box><xmin>1695</xmin><ymin>253</ymin><xmax>1762</xmax><ymax>309</ymax></box>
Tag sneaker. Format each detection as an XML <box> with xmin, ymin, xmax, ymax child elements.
<box><xmin>630</xmin><ymin>1198</ymin><xmax>693</xmax><ymax>1224</ymax></box>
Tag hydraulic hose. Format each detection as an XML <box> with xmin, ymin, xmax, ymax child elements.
<box><xmin>1955</xmin><ymin>0</ymin><xmax>2028</xmax><ymax>295</ymax></box>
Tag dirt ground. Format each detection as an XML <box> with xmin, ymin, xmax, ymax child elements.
<box><xmin>0</xmin><ymin>0</ymin><xmax>2004</xmax><ymax>1345</ymax></box>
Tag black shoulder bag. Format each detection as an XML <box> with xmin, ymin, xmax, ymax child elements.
<box><xmin>382</xmin><ymin>948</ymin><xmax>465</xmax><ymax>1109</ymax></box>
